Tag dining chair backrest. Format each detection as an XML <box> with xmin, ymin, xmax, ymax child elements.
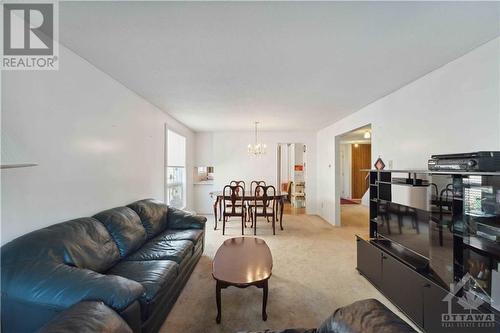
<box><xmin>229</xmin><ymin>180</ymin><xmax>246</xmax><ymax>195</ymax></box>
<box><xmin>253</xmin><ymin>185</ymin><xmax>276</xmax><ymax>215</ymax></box>
<box><xmin>250</xmin><ymin>181</ymin><xmax>266</xmax><ymax>196</ymax></box>
<box><xmin>223</xmin><ymin>185</ymin><xmax>245</xmax><ymax>214</ymax></box>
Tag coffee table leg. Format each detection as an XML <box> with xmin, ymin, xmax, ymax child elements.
<box><xmin>262</xmin><ymin>280</ymin><xmax>268</xmax><ymax>321</ymax></box>
<box><xmin>216</xmin><ymin>281</ymin><xmax>222</xmax><ymax>323</ymax></box>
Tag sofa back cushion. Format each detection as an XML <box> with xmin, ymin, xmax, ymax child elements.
<box><xmin>93</xmin><ymin>207</ymin><xmax>147</xmax><ymax>258</ymax></box>
<box><xmin>0</xmin><ymin>217</ymin><xmax>120</xmax><ymax>272</ymax></box>
<box><xmin>127</xmin><ymin>199</ymin><xmax>168</xmax><ymax>239</ymax></box>
<box><xmin>317</xmin><ymin>298</ymin><xmax>417</xmax><ymax>333</ymax></box>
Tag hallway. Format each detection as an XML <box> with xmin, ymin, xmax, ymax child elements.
<box><xmin>340</xmin><ymin>204</ymin><xmax>369</xmax><ymax>228</ymax></box>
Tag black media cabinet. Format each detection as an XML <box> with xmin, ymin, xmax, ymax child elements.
<box><xmin>356</xmin><ymin>170</ymin><xmax>500</xmax><ymax>333</ymax></box>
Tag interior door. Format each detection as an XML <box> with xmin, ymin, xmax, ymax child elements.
<box><xmin>351</xmin><ymin>144</ymin><xmax>371</xmax><ymax>199</ymax></box>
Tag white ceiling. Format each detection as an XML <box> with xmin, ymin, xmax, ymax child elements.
<box><xmin>59</xmin><ymin>2</ymin><xmax>500</xmax><ymax>132</ymax></box>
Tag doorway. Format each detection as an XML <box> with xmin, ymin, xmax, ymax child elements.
<box><xmin>338</xmin><ymin>125</ymin><xmax>371</xmax><ymax>227</ymax></box>
<box><xmin>277</xmin><ymin>143</ymin><xmax>306</xmax><ymax>215</ymax></box>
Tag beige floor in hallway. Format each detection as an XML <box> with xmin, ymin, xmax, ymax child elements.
<box><xmin>161</xmin><ymin>213</ymin><xmax>420</xmax><ymax>333</ymax></box>
<box><xmin>340</xmin><ymin>203</ymin><xmax>369</xmax><ymax>228</ymax></box>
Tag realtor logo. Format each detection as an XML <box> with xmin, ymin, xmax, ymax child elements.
<box><xmin>441</xmin><ymin>274</ymin><xmax>496</xmax><ymax>330</ymax></box>
<box><xmin>2</xmin><ymin>1</ymin><xmax>58</xmax><ymax>70</ymax></box>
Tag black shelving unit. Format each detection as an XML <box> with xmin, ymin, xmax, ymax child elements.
<box><xmin>358</xmin><ymin>169</ymin><xmax>500</xmax><ymax>333</ymax></box>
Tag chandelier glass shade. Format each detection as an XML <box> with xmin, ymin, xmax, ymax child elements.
<box><xmin>248</xmin><ymin>122</ymin><xmax>266</xmax><ymax>155</ymax></box>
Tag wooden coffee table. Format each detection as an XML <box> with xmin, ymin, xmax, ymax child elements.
<box><xmin>212</xmin><ymin>237</ymin><xmax>273</xmax><ymax>323</ymax></box>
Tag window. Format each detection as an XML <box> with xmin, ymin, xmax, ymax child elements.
<box><xmin>166</xmin><ymin>129</ymin><xmax>186</xmax><ymax>209</ymax></box>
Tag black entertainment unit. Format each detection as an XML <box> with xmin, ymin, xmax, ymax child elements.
<box><xmin>357</xmin><ymin>169</ymin><xmax>500</xmax><ymax>333</ymax></box>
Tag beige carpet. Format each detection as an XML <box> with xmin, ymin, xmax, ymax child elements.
<box><xmin>161</xmin><ymin>213</ymin><xmax>420</xmax><ymax>333</ymax></box>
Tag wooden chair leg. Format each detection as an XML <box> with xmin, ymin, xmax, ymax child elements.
<box><xmin>254</xmin><ymin>213</ymin><xmax>257</xmax><ymax>236</ymax></box>
<box><xmin>241</xmin><ymin>215</ymin><xmax>244</xmax><ymax>235</ymax></box>
<box><xmin>222</xmin><ymin>214</ymin><xmax>226</xmax><ymax>235</ymax></box>
<box><xmin>244</xmin><ymin>207</ymin><xmax>249</xmax><ymax>227</ymax></box>
<box><xmin>247</xmin><ymin>207</ymin><xmax>252</xmax><ymax>227</ymax></box>
<box><xmin>272</xmin><ymin>214</ymin><xmax>276</xmax><ymax>235</ymax></box>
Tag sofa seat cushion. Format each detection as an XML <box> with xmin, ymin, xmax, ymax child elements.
<box><xmin>127</xmin><ymin>199</ymin><xmax>168</xmax><ymax>239</ymax></box>
<box><xmin>93</xmin><ymin>207</ymin><xmax>147</xmax><ymax>258</ymax></box>
<box><xmin>106</xmin><ymin>260</ymin><xmax>178</xmax><ymax>320</ymax></box>
<box><xmin>37</xmin><ymin>301</ymin><xmax>132</xmax><ymax>333</ymax></box>
<box><xmin>153</xmin><ymin>229</ymin><xmax>204</xmax><ymax>246</ymax></box>
<box><xmin>317</xmin><ymin>299</ymin><xmax>416</xmax><ymax>333</ymax></box>
<box><xmin>125</xmin><ymin>239</ymin><xmax>193</xmax><ymax>265</ymax></box>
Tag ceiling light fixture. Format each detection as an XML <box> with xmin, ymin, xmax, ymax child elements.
<box><xmin>248</xmin><ymin>121</ymin><xmax>266</xmax><ymax>155</ymax></box>
<box><xmin>364</xmin><ymin>131</ymin><xmax>371</xmax><ymax>139</ymax></box>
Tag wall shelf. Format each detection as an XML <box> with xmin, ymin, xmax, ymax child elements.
<box><xmin>0</xmin><ymin>163</ymin><xmax>38</xmax><ymax>169</ymax></box>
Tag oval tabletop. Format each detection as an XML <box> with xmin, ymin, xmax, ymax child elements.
<box><xmin>212</xmin><ymin>237</ymin><xmax>273</xmax><ymax>285</ymax></box>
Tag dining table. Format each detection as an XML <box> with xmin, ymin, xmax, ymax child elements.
<box><xmin>209</xmin><ymin>190</ymin><xmax>287</xmax><ymax>231</ymax></box>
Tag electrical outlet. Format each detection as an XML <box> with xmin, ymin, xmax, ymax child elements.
<box><xmin>388</xmin><ymin>160</ymin><xmax>393</xmax><ymax>169</ymax></box>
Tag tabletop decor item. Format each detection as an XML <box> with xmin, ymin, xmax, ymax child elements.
<box><xmin>374</xmin><ymin>156</ymin><xmax>386</xmax><ymax>170</ymax></box>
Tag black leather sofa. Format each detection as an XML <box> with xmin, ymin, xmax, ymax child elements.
<box><xmin>242</xmin><ymin>299</ymin><xmax>417</xmax><ymax>333</ymax></box>
<box><xmin>1</xmin><ymin>199</ymin><xmax>206</xmax><ymax>333</ymax></box>
<box><xmin>36</xmin><ymin>298</ymin><xmax>416</xmax><ymax>333</ymax></box>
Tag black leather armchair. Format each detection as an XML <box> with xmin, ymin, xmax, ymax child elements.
<box><xmin>1</xmin><ymin>199</ymin><xmax>206</xmax><ymax>333</ymax></box>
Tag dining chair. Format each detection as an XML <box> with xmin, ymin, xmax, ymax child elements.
<box><xmin>249</xmin><ymin>181</ymin><xmax>267</xmax><ymax>225</ymax></box>
<box><xmin>229</xmin><ymin>180</ymin><xmax>246</xmax><ymax>192</ymax></box>
<box><xmin>222</xmin><ymin>185</ymin><xmax>246</xmax><ymax>235</ymax></box>
<box><xmin>250</xmin><ymin>180</ymin><xmax>266</xmax><ymax>195</ymax></box>
<box><xmin>228</xmin><ymin>180</ymin><xmax>247</xmax><ymax>222</ymax></box>
<box><xmin>250</xmin><ymin>185</ymin><xmax>277</xmax><ymax>235</ymax></box>
<box><xmin>217</xmin><ymin>181</ymin><xmax>245</xmax><ymax>223</ymax></box>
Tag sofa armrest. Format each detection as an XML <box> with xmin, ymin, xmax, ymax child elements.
<box><xmin>167</xmin><ymin>207</ymin><xmax>207</xmax><ymax>230</ymax></box>
<box><xmin>2</xmin><ymin>261</ymin><xmax>144</xmax><ymax>312</ymax></box>
<box><xmin>37</xmin><ymin>301</ymin><xmax>132</xmax><ymax>333</ymax></box>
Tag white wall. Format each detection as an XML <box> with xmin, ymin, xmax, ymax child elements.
<box><xmin>193</xmin><ymin>132</ymin><xmax>215</xmax><ymax>214</ymax></box>
<box><xmin>194</xmin><ymin>131</ymin><xmax>318</xmax><ymax>214</ymax></box>
<box><xmin>1</xmin><ymin>43</ymin><xmax>195</xmax><ymax>244</ymax></box>
<box><xmin>194</xmin><ymin>132</ymin><xmax>214</xmax><ymax>167</ymax></box>
<box><xmin>317</xmin><ymin>37</ymin><xmax>500</xmax><ymax>225</ymax></box>
<box><xmin>339</xmin><ymin>143</ymin><xmax>352</xmax><ymax>199</ymax></box>
<box><xmin>278</xmin><ymin>143</ymin><xmax>291</xmax><ymax>184</ymax></box>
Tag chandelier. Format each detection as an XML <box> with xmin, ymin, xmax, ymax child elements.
<box><xmin>247</xmin><ymin>121</ymin><xmax>266</xmax><ymax>155</ymax></box>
